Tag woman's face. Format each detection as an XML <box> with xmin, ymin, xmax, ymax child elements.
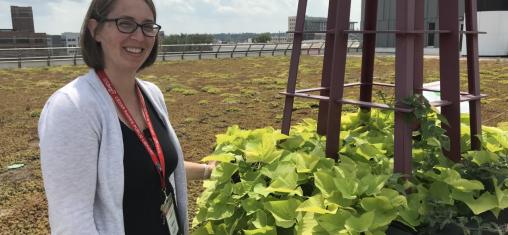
<box><xmin>92</xmin><ymin>0</ymin><xmax>156</xmax><ymax>73</ymax></box>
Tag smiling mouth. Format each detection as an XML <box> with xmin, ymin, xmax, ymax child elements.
<box><xmin>124</xmin><ymin>47</ymin><xmax>144</xmax><ymax>54</ymax></box>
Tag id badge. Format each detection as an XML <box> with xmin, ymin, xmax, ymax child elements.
<box><xmin>161</xmin><ymin>193</ymin><xmax>179</xmax><ymax>235</ymax></box>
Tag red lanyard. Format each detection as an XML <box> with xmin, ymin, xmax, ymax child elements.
<box><xmin>96</xmin><ymin>69</ymin><xmax>166</xmax><ymax>191</ymax></box>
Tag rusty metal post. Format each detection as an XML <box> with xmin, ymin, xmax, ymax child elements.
<box><xmin>393</xmin><ymin>0</ymin><xmax>416</xmax><ymax>176</ymax></box>
<box><xmin>284</xmin><ymin>43</ymin><xmax>291</xmax><ymax>56</ymax></box>
<box><xmin>465</xmin><ymin>0</ymin><xmax>482</xmax><ymax>150</ymax></box>
<box><xmin>18</xmin><ymin>51</ymin><xmax>22</xmax><ymax>68</ymax></box>
<box><xmin>245</xmin><ymin>44</ymin><xmax>252</xmax><ymax>57</ymax></box>
<box><xmin>316</xmin><ymin>0</ymin><xmax>338</xmax><ymax>135</ymax></box>
<box><xmin>231</xmin><ymin>44</ymin><xmax>238</xmax><ymax>58</ymax></box>
<box><xmin>325</xmin><ymin>0</ymin><xmax>352</xmax><ymax>160</ymax></box>
<box><xmin>307</xmin><ymin>42</ymin><xmax>314</xmax><ymax>55</ymax></box>
<box><xmin>359</xmin><ymin>0</ymin><xmax>378</xmax><ymax>114</ymax></box>
<box><xmin>318</xmin><ymin>41</ymin><xmax>325</xmax><ymax>55</ymax></box>
<box><xmin>281</xmin><ymin>0</ymin><xmax>308</xmax><ymax>135</ymax></box>
<box><xmin>215</xmin><ymin>45</ymin><xmax>222</xmax><ymax>58</ymax></box>
<box><xmin>272</xmin><ymin>44</ymin><xmax>278</xmax><ymax>56</ymax></box>
<box><xmin>47</xmin><ymin>48</ymin><xmax>51</xmax><ymax>66</ymax></box>
<box><xmin>439</xmin><ymin>0</ymin><xmax>462</xmax><ymax>162</ymax></box>
<box><xmin>258</xmin><ymin>44</ymin><xmax>265</xmax><ymax>57</ymax></box>
<box><xmin>413</xmin><ymin>0</ymin><xmax>424</xmax><ymax>94</ymax></box>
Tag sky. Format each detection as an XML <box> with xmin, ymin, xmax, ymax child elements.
<box><xmin>0</xmin><ymin>0</ymin><xmax>362</xmax><ymax>35</ymax></box>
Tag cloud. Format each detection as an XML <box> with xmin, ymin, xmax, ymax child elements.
<box><xmin>0</xmin><ymin>0</ymin><xmax>90</xmax><ymax>34</ymax></box>
<box><xmin>1</xmin><ymin>0</ymin><xmax>361</xmax><ymax>34</ymax></box>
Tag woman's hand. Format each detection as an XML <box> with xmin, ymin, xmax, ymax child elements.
<box><xmin>184</xmin><ymin>161</ymin><xmax>216</xmax><ymax>180</ymax></box>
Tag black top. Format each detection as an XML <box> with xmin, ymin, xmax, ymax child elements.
<box><xmin>121</xmin><ymin>92</ymin><xmax>180</xmax><ymax>235</ymax></box>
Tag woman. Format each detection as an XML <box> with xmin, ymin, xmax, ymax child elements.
<box><xmin>38</xmin><ymin>0</ymin><xmax>211</xmax><ymax>234</ymax></box>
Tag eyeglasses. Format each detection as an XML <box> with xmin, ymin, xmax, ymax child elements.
<box><xmin>101</xmin><ymin>18</ymin><xmax>161</xmax><ymax>37</ymax></box>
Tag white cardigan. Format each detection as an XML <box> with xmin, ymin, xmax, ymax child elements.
<box><xmin>38</xmin><ymin>69</ymin><xmax>188</xmax><ymax>235</ymax></box>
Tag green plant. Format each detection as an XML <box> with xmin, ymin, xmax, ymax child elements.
<box><xmin>192</xmin><ymin>122</ymin><xmax>409</xmax><ymax>234</ymax></box>
<box><xmin>401</xmin><ymin>95</ymin><xmax>508</xmax><ymax>234</ymax></box>
<box><xmin>193</xmin><ymin>95</ymin><xmax>508</xmax><ymax>234</ymax></box>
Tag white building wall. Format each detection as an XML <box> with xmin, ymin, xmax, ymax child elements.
<box><xmin>61</xmin><ymin>32</ymin><xmax>80</xmax><ymax>55</ymax></box>
<box><xmin>462</xmin><ymin>11</ymin><xmax>508</xmax><ymax>56</ymax></box>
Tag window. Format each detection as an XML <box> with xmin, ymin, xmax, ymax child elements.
<box><xmin>427</xmin><ymin>22</ymin><xmax>435</xmax><ymax>47</ymax></box>
<box><xmin>16</xmin><ymin>38</ymin><xmax>29</xmax><ymax>44</ymax></box>
<box><xmin>0</xmin><ymin>38</ymin><xmax>13</xmax><ymax>43</ymax></box>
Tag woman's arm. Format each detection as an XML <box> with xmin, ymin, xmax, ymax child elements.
<box><xmin>184</xmin><ymin>161</ymin><xmax>215</xmax><ymax>180</ymax></box>
<box><xmin>39</xmin><ymin>92</ymin><xmax>100</xmax><ymax>235</ymax></box>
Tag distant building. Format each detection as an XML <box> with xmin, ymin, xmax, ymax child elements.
<box><xmin>11</xmin><ymin>6</ymin><xmax>35</xmax><ymax>33</ymax></box>
<box><xmin>464</xmin><ymin>1</ymin><xmax>508</xmax><ymax>56</ymax></box>
<box><xmin>61</xmin><ymin>32</ymin><xmax>80</xmax><ymax>55</ymax></box>
<box><xmin>360</xmin><ymin>0</ymin><xmax>464</xmax><ymax>48</ymax></box>
<box><xmin>288</xmin><ymin>16</ymin><xmax>357</xmax><ymax>42</ymax></box>
<box><xmin>361</xmin><ymin>0</ymin><xmax>508</xmax><ymax>56</ymax></box>
<box><xmin>288</xmin><ymin>16</ymin><xmax>326</xmax><ymax>42</ymax></box>
<box><xmin>0</xmin><ymin>6</ymin><xmax>47</xmax><ymax>57</ymax></box>
<box><xmin>47</xmin><ymin>35</ymin><xmax>65</xmax><ymax>48</ymax></box>
<box><xmin>270</xmin><ymin>32</ymin><xmax>288</xmax><ymax>43</ymax></box>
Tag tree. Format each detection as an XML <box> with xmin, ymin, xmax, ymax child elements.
<box><xmin>161</xmin><ymin>34</ymin><xmax>214</xmax><ymax>52</ymax></box>
<box><xmin>253</xmin><ymin>33</ymin><xmax>271</xmax><ymax>43</ymax></box>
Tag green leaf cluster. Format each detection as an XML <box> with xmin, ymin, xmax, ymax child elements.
<box><xmin>193</xmin><ymin>97</ymin><xmax>508</xmax><ymax>234</ymax></box>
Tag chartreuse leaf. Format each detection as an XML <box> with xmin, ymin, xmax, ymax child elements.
<box><xmin>232</xmin><ymin>181</ymin><xmax>255</xmax><ymax>198</ymax></box>
<box><xmin>205</xmin><ymin>202</ymin><xmax>236</xmax><ymax>220</ymax></box>
<box><xmin>243</xmin><ymin>130</ymin><xmax>285</xmax><ymax>164</ymax></box>
<box><xmin>315</xmin><ymin>157</ymin><xmax>335</xmax><ymax>171</ymax></box>
<box><xmin>426</xmin><ymin>137</ymin><xmax>441</xmax><ymax>148</ymax></box>
<box><xmin>493</xmin><ymin>178</ymin><xmax>508</xmax><ymax>210</ymax></box>
<box><xmin>379</xmin><ymin>188</ymin><xmax>407</xmax><ymax>208</ymax></box>
<box><xmin>293</xmin><ymin>152</ymin><xmax>320</xmax><ymax>173</ymax></box>
<box><xmin>201</xmin><ymin>153</ymin><xmax>236</xmax><ymax>163</ymax></box>
<box><xmin>333</xmin><ymin>176</ymin><xmax>359</xmax><ymax>200</ymax></box>
<box><xmin>210</xmin><ymin>162</ymin><xmax>238</xmax><ymax>183</ymax></box>
<box><xmin>428</xmin><ymin>181</ymin><xmax>453</xmax><ymax>204</ymax></box>
<box><xmin>482</xmin><ymin>126</ymin><xmax>508</xmax><ymax>150</ymax></box>
<box><xmin>360</xmin><ymin>196</ymin><xmax>390</xmax><ymax>211</ymax></box>
<box><xmin>243</xmin><ymin>226</ymin><xmax>276</xmax><ymax>235</ymax></box>
<box><xmin>279</xmin><ymin>135</ymin><xmax>305</xmax><ymax>151</ymax></box>
<box><xmin>263</xmin><ymin>198</ymin><xmax>302</xmax><ymax>228</ymax></box>
<box><xmin>296</xmin><ymin>212</ymin><xmax>322</xmax><ymax>235</ymax></box>
<box><xmin>359</xmin><ymin>190</ymin><xmax>405</xmax><ymax>231</ymax></box>
<box><xmin>260</xmin><ymin>161</ymin><xmax>293</xmax><ymax>179</ymax></box>
<box><xmin>266</xmin><ymin>170</ymin><xmax>303</xmax><ymax>196</ymax></box>
<box><xmin>215</xmin><ymin>125</ymin><xmax>249</xmax><ymax>148</ymax></box>
<box><xmin>398</xmin><ymin>187</ymin><xmax>428</xmax><ymax>228</ymax></box>
<box><xmin>358</xmin><ymin>174</ymin><xmax>390</xmax><ymax>196</ymax></box>
<box><xmin>317</xmin><ymin>209</ymin><xmax>352</xmax><ymax>233</ymax></box>
<box><xmin>296</xmin><ymin>194</ymin><xmax>337</xmax><ymax>214</ymax></box>
<box><xmin>345</xmin><ymin>211</ymin><xmax>375</xmax><ymax>233</ymax></box>
<box><xmin>355</xmin><ymin>142</ymin><xmax>385</xmax><ymax>161</ymax></box>
<box><xmin>241</xmin><ymin>197</ymin><xmax>263</xmax><ymax>215</ymax></box>
<box><xmin>192</xmin><ymin>207</ymin><xmax>208</xmax><ymax>227</ymax></box>
<box><xmin>463</xmin><ymin>150</ymin><xmax>499</xmax><ymax>165</ymax></box>
<box><xmin>191</xmin><ymin>222</ymin><xmax>214</xmax><ymax>235</ymax></box>
<box><xmin>314</xmin><ymin>170</ymin><xmax>336</xmax><ymax>198</ymax></box>
<box><xmin>424</xmin><ymin>167</ymin><xmax>484</xmax><ymax>192</ymax></box>
<box><xmin>315</xmin><ymin>165</ymin><xmax>360</xmax><ymax>200</ymax></box>
<box><xmin>252</xmin><ymin>183</ymin><xmax>270</xmax><ymax>198</ymax></box>
<box><xmin>324</xmin><ymin>191</ymin><xmax>355</xmax><ymax>211</ymax></box>
<box><xmin>251</xmin><ymin>210</ymin><xmax>273</xmax><ymax>228</ymax></box>
<box><xmin>451</xmin><ymin>189</ymin><xmax>498</xmax><ymax>215</ymax></box>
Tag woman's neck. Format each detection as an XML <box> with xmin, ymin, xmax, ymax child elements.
<box><xmin>103</xmin><ymin>67</ymin><xmax>137</xmax><ymax>97</ymax></box>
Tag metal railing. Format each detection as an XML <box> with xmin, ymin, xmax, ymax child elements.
<box><xmin>0</xmin><ymin>41</ymin><xmax>362</xmax><ymax>68</ymax></box>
